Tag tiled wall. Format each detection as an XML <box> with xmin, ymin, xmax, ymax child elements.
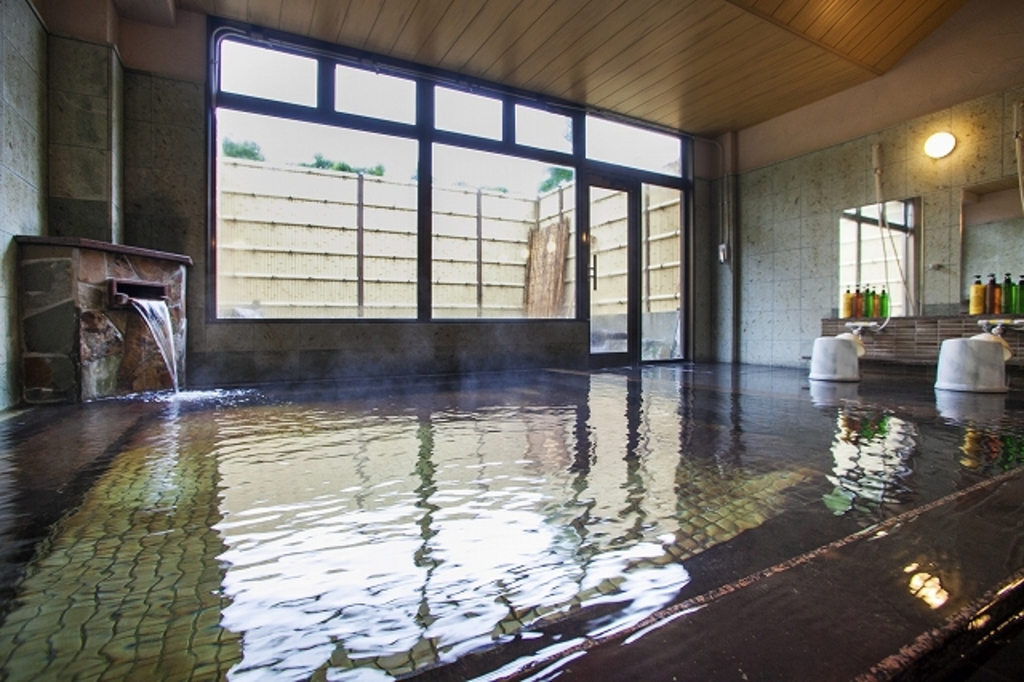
<box><xmin>0</xmin><ymin>0</ymin><xmax>47</xmax><ymax>410</ymax></box>
<box><xmin>48</xmin><ymin>36</ymin><xmax>122</xmax><ymax>242</ymax></box>
<box><xmin>734</xmin><ymin>84</ymin><xmax>1024</xmax><ymax>368</ymax></box>
<box><xmin>821</xmin><ymin>316</ymin><xmax>1024</xmax><ymax>368</ymax></box>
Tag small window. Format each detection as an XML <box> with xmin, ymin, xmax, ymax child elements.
<box><xmin>586</xmin><ymin>115</ymin><xmax>681</xmax><ymax>177</ymax></box>
<box><xmin>435</xmin><ymin>87</ymin><xmax>503</xmax><ymax>140</ymax></box>
<box><xmin>334</xmin><ymin>65</ymin><xmax>416</xmax><ymax>124</ymax></box>
<box><xmin>515</xmin><ymin>105</ymin><xmax>572</xmax><ymax>153</ymax></box>
<box><xmin>219</xmin><ymin>39</ymin><xmax>318</xmax><ymax>107</ymax></box>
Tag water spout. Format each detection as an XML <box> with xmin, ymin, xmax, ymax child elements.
<box><xmin>127</xmin><ymin>298</ymin><xmax>178</xmax><ymax>392</ymax></box>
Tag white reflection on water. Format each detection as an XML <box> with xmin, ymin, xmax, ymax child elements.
<box><xmin>212</xmin><ymin>400</ymin><xmax>691</xmax><ymax>680</ymax></box>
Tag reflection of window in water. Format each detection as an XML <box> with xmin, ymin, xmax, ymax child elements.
<box><xmin>823</xmin><ymin>411</ymin><xmax>918</xmax><ymax>516</ymax></box>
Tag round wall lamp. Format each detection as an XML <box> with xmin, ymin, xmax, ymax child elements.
<box><xmin>924</xmin><ymin>131</ymin><xmax>956</xmax><ymax>158</ymax></box>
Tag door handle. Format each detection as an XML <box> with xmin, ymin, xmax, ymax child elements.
<box><xmin>591</xmin><ymin>254</ymin><xmax>598</xmax><ymax>291</ymax></box>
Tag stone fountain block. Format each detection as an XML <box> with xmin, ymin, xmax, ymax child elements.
<box><xmin>16</xmin><ymin>236</ymin><xmax>192</xmax><ymax>404</ymax></box>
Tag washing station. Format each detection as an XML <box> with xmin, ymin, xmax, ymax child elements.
<box><xmin>16</xmin><ymin>236</ymin><xmax>191</xmax><ymax>404</ymax></box>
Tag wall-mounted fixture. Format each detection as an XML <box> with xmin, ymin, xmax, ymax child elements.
<box><xmin>924</xmin><ymin>131</ymin><xmax>956</xmax><ymax>159</ymax></box>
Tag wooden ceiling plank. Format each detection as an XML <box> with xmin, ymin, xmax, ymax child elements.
<box><xmin>798</xmin><ymin>0</ymin><xmax>862</xmax><ymax>42</ymax></box>
<box><xmin>770</xmin><ymin>0</ymin><xmax>813</xmax><ymax>25</ymax></box>
<box><xmin>214</xmin><ymin>0</ymin><xmax>249</xmax><ymax>20</ymax></box>
<box><xmin>607</xmin><ymin>22</ymin><xmax>798</xmax><ymax>123</ymax></box>
<box><xmin>638</xmin><ymin>47</ymin><xmax>870</xmax><ymax>133</ymax></box>
<box><xmin>362</xmin><ymin>0</ymin><xmax>421</xmax><ymax>55</ymax></box>
<box><xmin>307</xmin><ymin>0</ymin><xmax>351</xmax><ymax>44</ymax></box>
<box><xmin>246</xmin><ymin>0</ymin><xmax>283</xmax><ymax>30</ymax></box>
<box><xmin>832</xmin><ymin>0</ymin><xmax>905</xmax><ymax>56</ymax></box>
<box><xmin>454</xmin><ymin>0</ymin><xmax>560</xmax><ymax>80</ymax></box>
<box><xmin>274</xmin><ymin>0</ymin><xmax>317</xmax><ymax>36</ymax></box>
<box><xmin>514</xmin><ymin>0</ymin><xmax>648</xmax><ymax>94</ymax></box>
<box><xmin>817</xmin><ymin>0</ymin><xmax>885</xmax><ymax>47</ymax></box>
<box><xmin>865</xmin><ymin>0</ymin><xmax>969</xmax><ymax>72</ymax></box>
<box><xmin>388</xmin><ymin>0</ymin><xmax>461</xmax><ymax>62</ymax></box>
<box><xmin>582</xmin><ymin>3</ymin><xmax>737</xmax><ymax>107</ymax></box>
<box><xmin>439</xmin><ymin>0</ymin><xmax>527</xmax><ymax>70</ymax></box>
<box><xmin>496</xmin><ymin>0</ymin><xmax>628</xmax><ymax>89</ymax></box>
<box><xmin>415</xmin><ymin>0</ymin><xmax>497</xmax><ymax>66</ymax></box>
<box><xmin>336</xmin><ymin>0</ymin><xmax>385</xmax><ymax>49</ymax></box>
<box><xmin>537</xmin><ymin>0</ymin><xmax>700</xmax><ymax>100</ymax></box>
<box><xmin>474</xmin><ymin>0</ymin><xmax>583</xmax><ymax>80</ymax></box>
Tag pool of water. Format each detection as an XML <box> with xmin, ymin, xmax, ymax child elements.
<box><xmin>1</xmin><ymin>364</ymin><xmax>1022</xmax><ymax>681</ymax></box>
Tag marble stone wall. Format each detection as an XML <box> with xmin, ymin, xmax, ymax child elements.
<box><xmin>733</xmin><ymin>84</ymin><xmax>1024</xmax><ymax>368</ymax></box>
<box><xmin>0</xmin><ymin>0</ymin><xmax>47</xmax><ymax>410</ymax></box>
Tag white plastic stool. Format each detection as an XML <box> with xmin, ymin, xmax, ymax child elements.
<box><xmin>934</xmin><ymin>338</ymin><xmax>1008</xmax><ymax>393</ymax></box>
<box><xmin>809</xmin><ymin>336</ymin><xmax>861</xmax><ymax>382</ymax></box>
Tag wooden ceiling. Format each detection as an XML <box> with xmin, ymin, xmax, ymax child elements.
<box><xmin>173</xmin><ymin>0</ymin><xmax>969</xmax><ymax>136</ymax></box>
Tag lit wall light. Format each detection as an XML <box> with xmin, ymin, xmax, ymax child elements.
<box><xmin>924</xmin><ymin>131</ymin><xmax>956</xmax><ymax>159</ymax></box>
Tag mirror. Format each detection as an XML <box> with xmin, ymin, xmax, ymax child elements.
<box><xmin>838</xmin><ymin>198</ymin><xmax>919</xmax><ymax>317</ymax></box>
<box><xmin>961</xmin><ymin>182</ymin><xmax>1024</xmax><ymax>305</ymax></box>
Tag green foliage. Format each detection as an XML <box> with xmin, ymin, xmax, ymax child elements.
<box><xmin>222</xmin><ymin>138</ymin><xmax>265</xmax><ymax>161</ymax></box>
<box><xmin>301</xmin><ymin>154</ymin><xmax>385</xmax><ymax>176</ymax></box>
<box><xmin>538</xmin><ymin>167</ymin><xmax>573</xmax><ymax>193</ymax></box>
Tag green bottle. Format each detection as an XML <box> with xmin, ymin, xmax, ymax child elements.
<box><xmin>879</xmin><ymin>288</ymin><xmax>890</xmax><ymax>317</ymax></box>
<box><xmin>1001</xmin><ymin>273</ymin><xmax>1013</xmax><ymax>314</ymax></box>
<box><xmin>864</xmin><ymin>286</ymin><xmax>874</xmax><ymax>317</ymax></box>
<box><xmin>1016</xmin><ymin>275</ymin><xmax>1024</xmax><ymax>314</ymax></box>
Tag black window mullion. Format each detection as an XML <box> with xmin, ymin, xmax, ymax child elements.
<box><xmin>317</xmin><ymin>57</ymin><xmax>335</xmax><ymax>114</ymax></box>
<box><xmin>417</xmin><ymin>80</ymin><xmax>434</xmax><ymax>321</ymax></box>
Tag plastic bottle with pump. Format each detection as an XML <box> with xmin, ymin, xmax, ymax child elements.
<box><xmin>969</xmin><ymin>275</ymin><xmax>985</xmax><ymax>315</ymax></box>
<box><xmin>985</xmin><ymin>274</ymin><xmax>1000</xmax><ymax>315</ymax></box>
<box><xmin>1017</xmin><ymin>275</ymin><xmax>1024</xmax><ymax>314</ymax></box>
<box><xmin>840</xmin><ymin>287</ymin><xmax>853</xmax><ymax>319</ymax></box>
<box><xmin>879</xmin><ymin>288</ymin><xmax>890</xmax><ymax>317</ymax></box>
<box><xmin>1001</xmin><ymin>273</ymin><xmax>1014</xmax><ymax>314</ymax></box>
<box><xmin>864</xmin><ymin>287</ymin><xmax>874</xmax><ymax>317</ymax></box>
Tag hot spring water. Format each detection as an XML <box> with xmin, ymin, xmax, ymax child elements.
<box><xmin>0</xmin><ymin>366</ymin><xmax>1022</xmax><ymax>681</ymax></box>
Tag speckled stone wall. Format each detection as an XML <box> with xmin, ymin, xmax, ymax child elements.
<box><xmin>0</xmin><ymin>0</ymin><xmax>47</xmax><ymax>411</ymax></box>
<box><xmin>16</xmin><ymin>237</ymin><xmax>188</xmax><ymax>403</ymax></box>
<box><xmin>47</xmin><ymin>35</ymin><xmax>122</xmax><ymax>243</ymax></box>
<box><xmin>734</xmin><ymin>84</ymin><xmax>1024</xmax><ymax>369</ymax></box>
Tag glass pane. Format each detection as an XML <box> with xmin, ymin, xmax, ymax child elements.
<box><xmin>435</xmin><ymin>87</ymin><xmax>503</xmax><ymax>140</ymax></box>
<box><xmin>220</xmin><ymin>40</ymin><xmax>317</xmax><ymax>107</ymax></box>
<box><xmin>216</xmin><ymin>110</ymin><xmax>418</xmax><ymax>319</ymax></box>
<box><xmin>590</xmin><ymin>187</ymin><xmax>628</xmax><ymax>353</ymax></box>
<box><xmin>641</xmin><ymin>184</ymin><xmax>682</xmax><ymax>361</ymax></box>
<box><xmin>515</xmin><ymin>105</ymin><xmax>572</xmax><ymax>153</ymax></box>
<box><xmin>432</xmin><ymin>144</ymin><xmax>575</xmax><ymax>319</ymax></box>
<box><xmin>586</xmin><ymin>115</ymin><xmax>681</xmax><ymax>176</ymax></box>
<box><xmin>334</xmin><ymin>65</ymin><xmax>416</xmax><ymax>124</ymax></box>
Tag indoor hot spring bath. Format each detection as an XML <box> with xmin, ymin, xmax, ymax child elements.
<box><xmin>1</xmin><ymin>364</ymin><xmax>1024</xmax><ymax>681</ymax></box>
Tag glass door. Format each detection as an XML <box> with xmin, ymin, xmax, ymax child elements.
<box><xmin>641</xmin><ymin>184</ymin><xmax>684</xmax><ymax>361</ymax></box>
<box><xmin>587</xmin><ymin>181</ymin><xmax>685</xmax><ymax>367</ymax></box>
<box><xmin>589</xmin><ymin>183</ymin><xmax>635</xmax><ymax>366</ymax></box>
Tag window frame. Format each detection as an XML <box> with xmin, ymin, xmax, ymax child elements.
<box><xmin>207</xmin><ymin>20</ymin><xmax>692</xmax><ymax>325</ymax></box>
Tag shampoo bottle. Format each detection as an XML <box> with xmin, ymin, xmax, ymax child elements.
<box><xmin>986</xmin><ymin>274</ymin><xmax>1000</xmax><ymax>315</ymax></box>
<box><xmin>840</xmin><ymin>287</ymin><xmax>853</xmax><ymax>318</ymax></box>
<box><xmin>1001</xmin><ymin>273</ymin><xmax>1014</xmax><ymax>314</ymax></box>
<box><xmin>969</xmin><ymin>275</ymin><xmax>985</xmax><ymax>315</ymax></box>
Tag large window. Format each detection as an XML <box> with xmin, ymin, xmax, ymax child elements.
<box><xmin>211</xmin><ymin>30</ymin><xmax>686</xmax><ymax>323</ymax></box>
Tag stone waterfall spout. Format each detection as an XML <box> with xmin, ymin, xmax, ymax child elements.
<box><xmin>16</xmin><ymin>236</ymin><xmax>191</xmax><ymax>403</ymax></box>
<box><xmin>109</xmin><ymin>279</ymin><xmax>179</xmax><ymax>392</ymax></box>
